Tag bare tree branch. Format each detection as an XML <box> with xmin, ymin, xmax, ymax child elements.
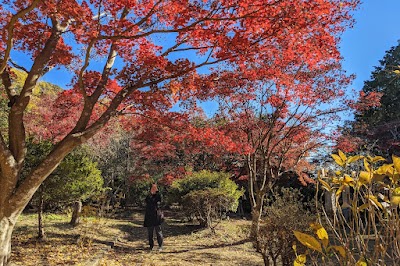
<box><xmin>9</xmin><ymin>60</ymin><xmax>29</xmax><ymax>73</ymax></box>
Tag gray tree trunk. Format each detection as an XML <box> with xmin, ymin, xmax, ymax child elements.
<box><xmin>251</xmin><ymin>204</ymin><xmax>262</xmax><ymax>240</ymax></box>
<box><xmin>70</xmin><ymin>201</ymin><xmax>82</xmax><ymax>226</ymax></box>
<box><xmin>250</xmin><ymin>191</ymin><xmax>266</xmax><ymax>253</ymax></box>
<box><xmin>37</xmin><ymin>189</ymin><xmax>45</xmax><ymax>240</ymax></box>
<box><xmin>0</xmin><ymin>217</ymin><xmax>14</xmax><ymax>266</ymax></box>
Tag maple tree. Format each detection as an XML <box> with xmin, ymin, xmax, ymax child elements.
<box><xmin>0</xmin><ymin>69</ymin><xmax>62</xmax><ymax>136</ymax></box>
<box><xmin>0</xmin><ymin>0</ymin><xmax>358</xmax><ymax>263</ymax></box>
<box><xmin>129</xmin><ymin>112</ymin><xmax>242</xmax><ymax>178</ymax></box>
<box><xmin>225</xmin><ymin>87</ymin><xmax>381</xmax><ymax>247</ymax></box>
<box><xmin>215</xmin><ymin>67</ymin><xmax>352</xmax><ymax>243</ymax></box>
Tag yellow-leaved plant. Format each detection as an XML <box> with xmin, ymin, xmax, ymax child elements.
<box><xmin>293</xmin><ymin>222</ymin><xmax>346</xmax><ymax>265</ymax></box>
<box><xmin>294</xmin><ymin>150</ymin><xmax>400</xmax><ymax>265</ymax></box>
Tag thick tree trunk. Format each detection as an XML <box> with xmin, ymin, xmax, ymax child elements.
<box><xmin>37</xmin><ymin>190</ymin><xmax>45</xmax><ymax>240</ymax></box>
<box><xmin>70</xmin><ymin>201</ymin><xmax>82</xmax><ymax>226</ymax></box>
<box><xmin>250</xmin><ymin>190</ymin><xmax>266</xmax><ymax>252</ymax></box>
<box><xmin>0</xmin><ymin>217</ymin><xmax>14</xmax><ymax>266</ymax></box>
<box><xmin>250</xmin><ymin>204</ymin><xmax>262</xmax><ymax>241</ymax></box>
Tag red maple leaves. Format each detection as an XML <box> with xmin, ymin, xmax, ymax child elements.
<box><xmin>1</xmin><ymin>0</ymin><xmax>360</xmax><ymax>205</ymax></box>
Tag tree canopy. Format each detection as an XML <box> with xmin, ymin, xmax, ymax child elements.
<box><xmin>0</xmin><ymin>1</ymin><xmax>359</xmax><ymax>264</ymax></box>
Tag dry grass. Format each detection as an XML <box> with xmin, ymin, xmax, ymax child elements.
<box><xmin>11</xmin><ymin>210</ymin><xmax>263</xmax><ymax>265</ymax></box>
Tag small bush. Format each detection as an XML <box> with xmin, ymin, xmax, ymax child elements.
<box><xmin>183</xmin><ymin>188</ymin><xmax>239</xmax><ymax>229</ymax></box>
<box><xmin>258</xmin><ymin>188</ymin><xmax>315</xmax><ymax>266</ymax></box>
<box><xmin>169</xmin><ymin>170</ymin><xmax>243</xmax><ymax>227</ymax></box>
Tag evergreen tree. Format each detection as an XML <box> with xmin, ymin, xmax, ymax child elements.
<box><xmin>347</xmin><ymin>41</ymin><xmax>400</xmax><ymax>155</ymax></box>
<box><xmin>357</xmin><ymin>40</ymin><xmax>400</xmax><ymax>125</ymax></box>
<box><xmin>23</xmin><ymin>141</ymin><xmax>103</xmax><ymax>238</ymax></box>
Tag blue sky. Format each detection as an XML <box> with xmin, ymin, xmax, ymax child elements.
<box><xmin>340</xmin><ymin>0</ymin><xmax>400</xmax><ymax>92</ymax></box>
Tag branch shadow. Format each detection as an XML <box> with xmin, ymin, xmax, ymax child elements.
<box><xmin>115</xmin><ymin>218</ymin><xmax>204</xmax><ymax>243</ymax></box>
<box><xmin>52</xmin><ymin>221</ymin><xmax>75</xmax><ymax>231</ymax></box>
<box><xmin>108</xmin><ymin>237</ymin><xmax>251</xmax><ymax>255</ymax></box>
<box><xmin>160</xmin><ymin>238</ymin><xmax>251</xmax><ymax>254</ymax></box>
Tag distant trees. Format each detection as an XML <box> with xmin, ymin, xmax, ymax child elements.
<box><xmin>0</xmin><ymin>69</ymin><xmax>62</xmax><ymax>135</ymax></box>
<box><xmin>356</xmin><ymin>41</ymin><xmax>400</xmax><ymax>127</ymax></box>
<box><xmin>338</xmin><ymin>41</ymin><xmax>400</xmax><ymax>155</ymax></box>
<box><xmin>87</xmin><ymin>128</ymin><xmax>135</xmax><ymax>208</ymax></box>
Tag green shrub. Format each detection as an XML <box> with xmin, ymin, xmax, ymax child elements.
<box><xmin>126</xmin><ymin>174</ymin><xmax>172</xmax><ymax>208</ymax></box>
<box><xmin>169</xmin><ymin>170</ymin><xmax>243</xmax><ymax>227</ymax></box>
<box><xmin>169</xmin><ymin>170</ymin><xmax>242</xmax><ymax>203</ymax></box>
<box><xmin>183</xmin><ymin>188</ymin><xmax>239</xmax><ymax>229</ymax></box>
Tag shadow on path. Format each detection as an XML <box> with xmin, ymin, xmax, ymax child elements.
<box><xmin>160</xmin><ymin>238</ymin><xmax>251</xmax><ymax>254</ymax></box>
<box><xmin>115</xmin><ymin>211</ymin><xmax>204</xmax><ymax>243</ymax></box>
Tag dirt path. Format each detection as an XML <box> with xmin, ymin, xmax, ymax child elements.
<box><xmin>99</xmin><ymin>212</ymin><xmax>263</xmax><ymax>265</ymax></box>
<box><xmin>11</xmin><ymin>211</ymin><xmax>264</xmax><ymax>265</ymax></box>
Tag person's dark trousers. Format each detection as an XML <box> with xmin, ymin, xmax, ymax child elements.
<box><xmin>147</xmin><ymin>225</ymin><xmax>163</xmax><ymax>249</ymax></box>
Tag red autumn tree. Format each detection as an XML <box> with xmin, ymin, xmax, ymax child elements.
<box><xmin>0</xmin><ymin>0</ymin><xmax>358</xmax><ymax>263</ymax></box>
<box><xmin>129</xmin><ymin>111</ymin><xmax>245</xmax><ymax>179</ymax></box>
<box><xmin>215</xmin><ymin>60</ymin><xmax>355</xmax><ymax>242</ymax></box>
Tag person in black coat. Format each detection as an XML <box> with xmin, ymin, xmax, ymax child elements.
<box><xmin>144</xmin><ymin>183</ymin><xmax>164</xmax><ymax>251</ymax></box>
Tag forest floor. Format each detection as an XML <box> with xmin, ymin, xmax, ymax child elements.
<box><xmin>10</xmin><ymin>209</ymin><xmax>263</xmax><ymax>266</ymax></box>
